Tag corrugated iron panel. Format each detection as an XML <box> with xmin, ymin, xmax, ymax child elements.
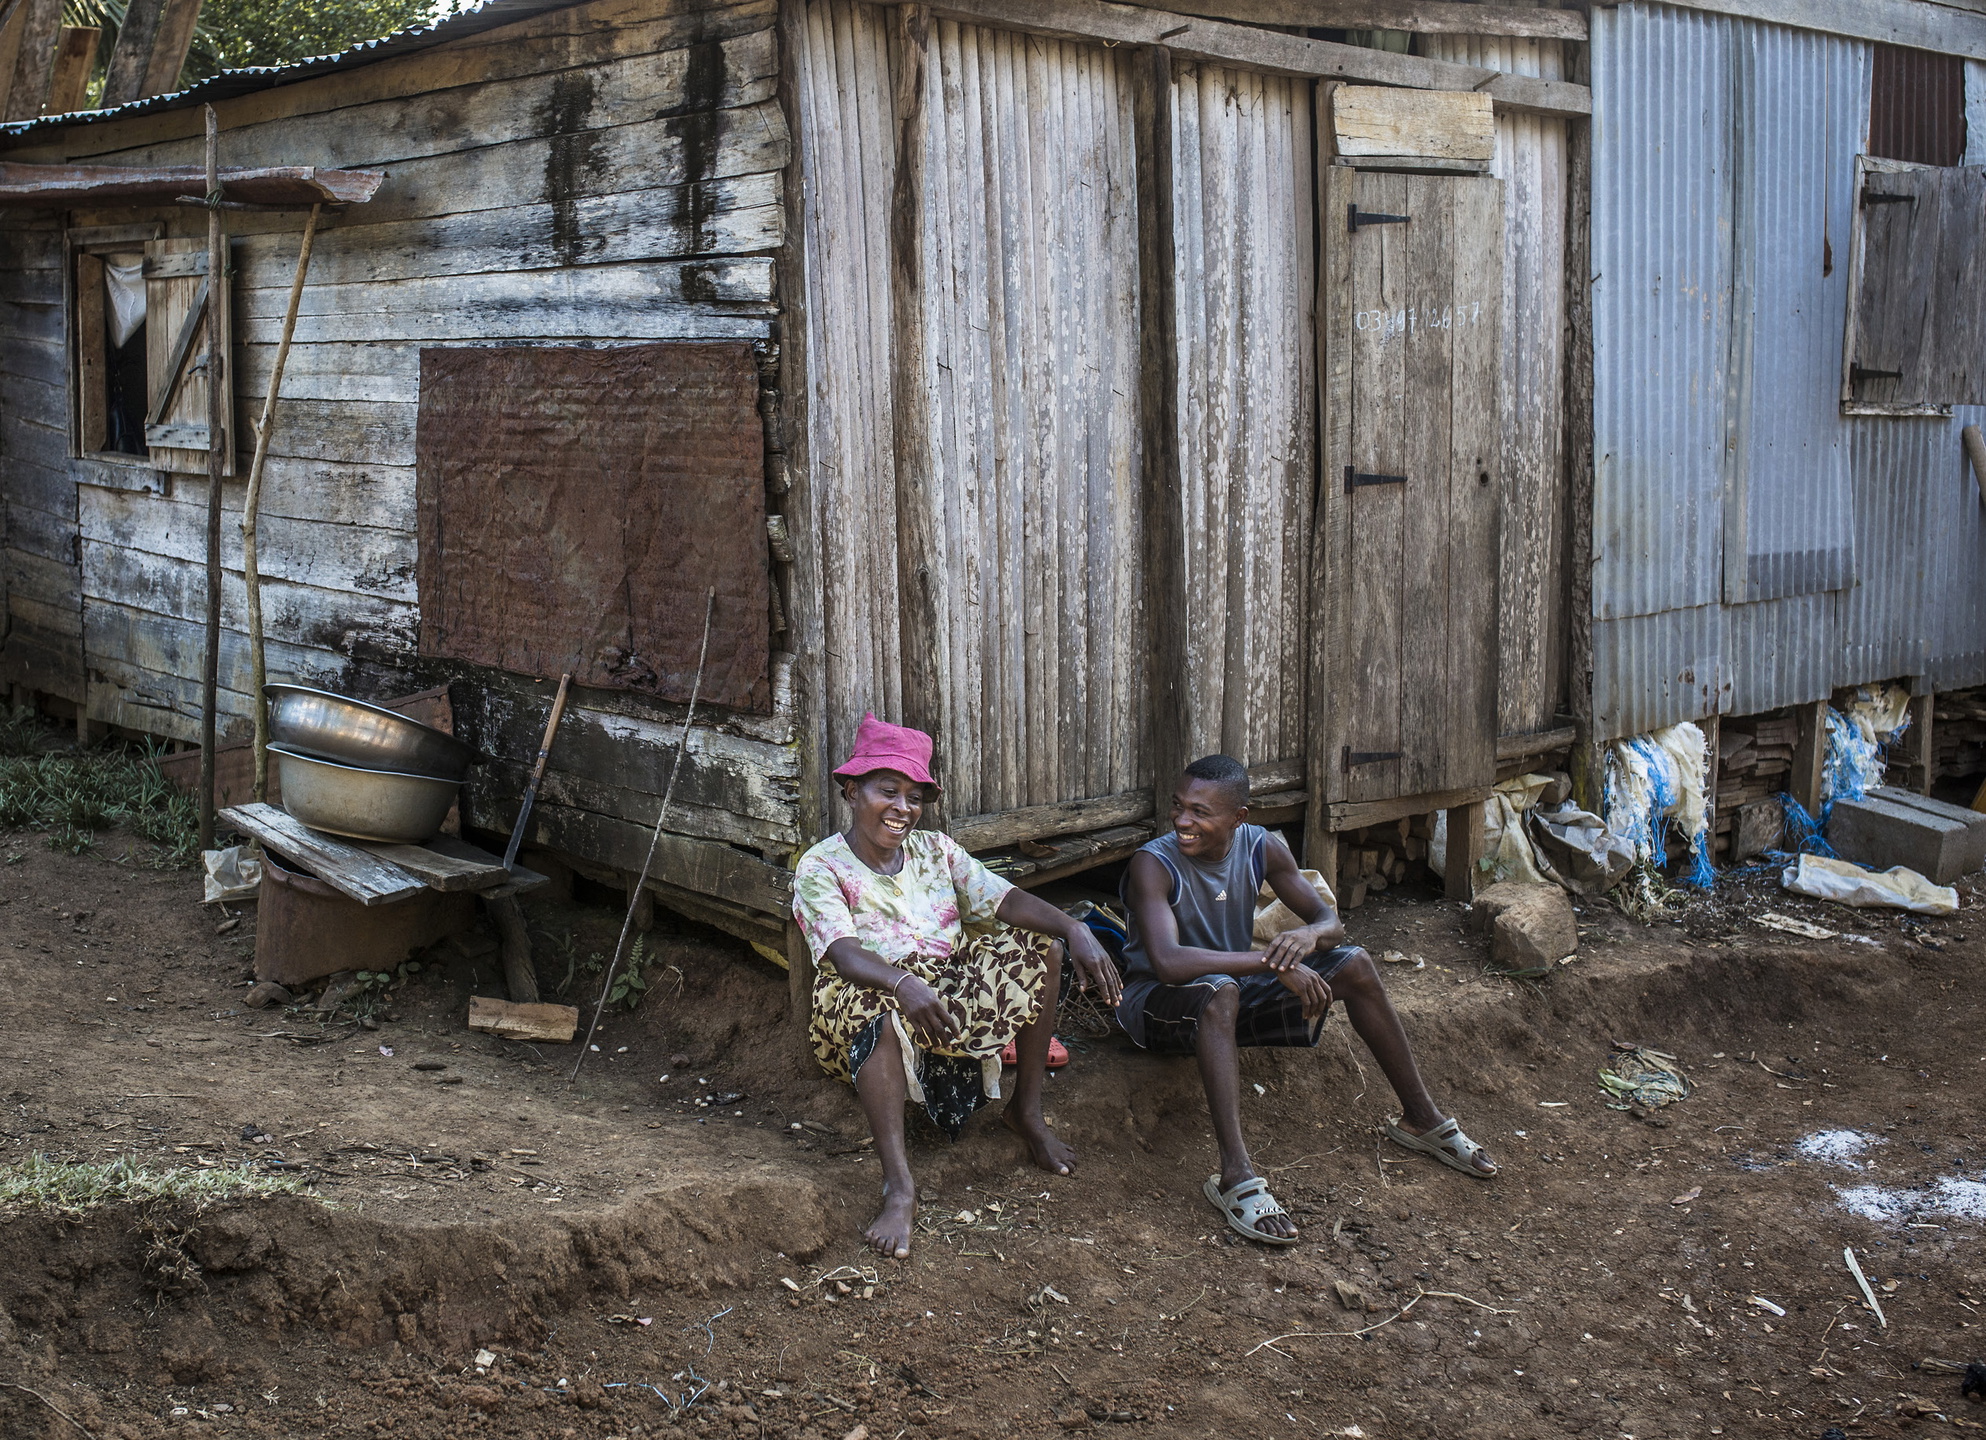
<box><xmin>1869</xmin><ymin>44</ymin><xmax>1965</xmax><ymax>167</ymax></box>
<box><xmin>1590</xmin><ymin>3</ymin><xmax>1733</xmax><ymax>625</ymax></box>
<box><xmin>1422</xmin><ymin>34</ymin><xmax>1568</xmax><ymax>736</ymax></box>
<box><xmin>795</xmin><ymin>0</ymin><xmax>903</xmax><ymax>778</ymax></box>
<box><xmin>911</xmin><ymin>20</ymin><xmax>1146</xmax><ymax>815</ymax></box>
<box><xmin>1592</xmin><ymin>605</ymin><xmax>1722</xmax><ymax>738</ymax></box>
<box><xmin>1725</xmin><ymin>25</ymin><xmax>1863</xmax><ymax>604</ymax></box>
<box><xmin>1589</xmin><ymin>5</ymin><xmax>1986</xmax><ymax>737</ymax></box>
<box><xmin>1171</xmin><ymin>63</ymin><xmax>1312</xmax><ymax>769</ymax></box>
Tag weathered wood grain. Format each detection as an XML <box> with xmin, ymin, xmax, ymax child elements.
<box><xmin>1331</xmin><ymin>85</ymin><xmax>1494</xmax><ymax>162</ymax></box>
<box><xmin>510</xmin><ymin>798</ymin><xmax>793</xmax><ymax>917</ymax></box>
<box><xmin>220</xmin><ymin>802</ymin><xmax>430</xmax><ymax>906</ymax></box>
<box><xmin>1446</xmin><ymin>173</ymin><xmax>1502</xmax><ymax>791</ymax></box>
<box><xmin>350</xmin><ymin>838</ymin><xmax>510</xmax><ymax>892</ymax></box>
<box><xmin>1396</xmin><ymin>174</ymin><xmax>1452</xmax><ymax>799</ymax></box>
<box><xmin>951</xmin><ymin>789</ymin><xmax>1155</xmax><ymax>853</ymax></box>
<box><xmin>1139</xmin><ymin>0</ymin><xmax>1586</xmax><ymax>39</ymax></box>
<box><xmin>1305</xmin><ymin>147</ymin><xmax>1355</xmax><ymax>861</ymax></box>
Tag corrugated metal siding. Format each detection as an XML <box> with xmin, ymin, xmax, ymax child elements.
<box><xmin>1592</xmin><ymin>3</ymin><xmax>1733</xmax><ymax>628</ymax></box>
<box><xmin>913</xmin><ymin>20</ymin><xmax>1145</xmax><ymax>815</ymax></box>
<box><xmin>1171</xmin><ymin>63</ymin><xmax>1312</xmax><ymax>769</ymax></box>
<box><xmin>1422</xmin><ymin>34</ymin><xmax>1568</xmax><ymax>736</ymax></box>
<box><xmin>1589</xmin><ymin>3</ymin><xmax>1986</xmax><ymax>739</ymax></box>
<box><xmin>795</xmin><ymin>0</ymin><xmax>903</xmax><ymax>784</ymax></box>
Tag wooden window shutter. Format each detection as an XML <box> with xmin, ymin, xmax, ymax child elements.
<box><xmin>142</xmin><ymin>235</ymin><xmax>232</xmax><ymax>474</ymax></box>
<box><xmin>1844</xmin><ymin>158</ymin><xmax>1986</xmax><ymax>412</ymax></box>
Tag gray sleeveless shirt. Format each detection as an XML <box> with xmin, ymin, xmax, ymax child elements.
<box><xmin>1119</xmin><ymin>823</ymin><xmax>1267</xmax><ymax>984</ymax></box>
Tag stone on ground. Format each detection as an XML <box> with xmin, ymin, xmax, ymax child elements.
<box><xmin>1469</xmin><ymin>880</ymin><xmax>1577</xmax><ymax>970</ymax></box>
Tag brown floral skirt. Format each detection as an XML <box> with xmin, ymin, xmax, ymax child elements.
<box><xmin>811</xmin><ymin>928</ymin><xmax>1055</xmax><ymax>1137</ymax></box>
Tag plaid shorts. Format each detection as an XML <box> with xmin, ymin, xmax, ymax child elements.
<box><xmin>1132</xmin><ymin>946</ymin><xmax>1361</xmax><ymax>1056</ymax></box>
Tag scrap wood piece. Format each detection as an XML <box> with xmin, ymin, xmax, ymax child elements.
<box><xmin>351</xmin><ymin>837</ymin><xmax>511</xmax><ymax>892</ymax></box>
<box><xmin>0</xmin><ymin>162</ymin><xmax>383</xmax><ymax>206</ymax></box>
<box><xmin>1843</xmin><ymin>1247</ymin><xmax>1888</xmax><ymax>1328</ymax></box>
<box><xmin>468</xmin><ymin>996</ymin><xmax>578</xmax><ymax>1044</ymax></box>
<box><xmin>219</xmin><ymin>802</ymin><xmax>425</xmax><ymax>907</ymax></box>
<box><xmin>425</xmin><ymin>835</ymin><xmax>548</xmax><ymax>897</ymax></box>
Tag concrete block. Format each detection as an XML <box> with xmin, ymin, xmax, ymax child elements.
<box><xmin>1826</xmin><ymin>786</ymin><xmax>1986</xmax><ymax>884</ymax></box>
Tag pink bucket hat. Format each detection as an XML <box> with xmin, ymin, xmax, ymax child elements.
<box><xmin>832</xmin><ymin>713</ymin><xmax>940</xmax><ymax>791</ymax></box>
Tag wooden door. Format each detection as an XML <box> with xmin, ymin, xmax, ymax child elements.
<box><xmin>1312</xmin><ymin>165</ymin><xmax>1502</xmax><ymax>810</ymax></box>
<box><xmin>143</xmin><ymin>236</ymin><xmax>232</xmax><ymax>476</ymax></box>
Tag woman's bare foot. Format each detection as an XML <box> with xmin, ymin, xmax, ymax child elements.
<box><xmin>1002</xmin><ymin>1106</ymin><xmax>1076</xmax><ymax>1175</ymax></box>
<box><xmin>864</xmin><ymin>1183</ymin><xmax>917</xmax><ymax>1259</ymax></box>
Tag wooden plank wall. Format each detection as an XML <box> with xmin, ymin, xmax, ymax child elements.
<box><xmin>1170</xmin><ymin>62</ymin><xmax>1313</xmax><ymax>773</ymax></box>
<box><xmin>0</xmin><ymin>0</ymin><xmax>805</xmax><ymax>901</ymax></box>
<box><xmin>1424</xmin><ymin>32</ymin><xmax>1570</xmax><ymax>739</ymax></box>
<box><xmin>0</xmin><ymin>216</ymin><xmax>83</xmax><ymax>704</ymax></box>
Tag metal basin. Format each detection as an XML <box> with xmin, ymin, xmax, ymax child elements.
<box><xmin>264</xmin><ymin>684</ymin><xmax>475</xmax><ymax>781</ymax></box>
<box><xmin>269</xmin><ymin>745</ymin><xmax>461</xmax><ymax>844</ymax></box>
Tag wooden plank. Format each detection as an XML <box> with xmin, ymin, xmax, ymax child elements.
<box><xmin>1654</xmin><ymin>0</ymin><xmax>1986</xmax><ymax>66</ymax></box>
<box><xmin>351</xmin><ymin>838</ymin><xmax>511</xmax><ymax>892</ymax></box>
<box><xmin>503</xmin><ymin>798</ymin><xmax>793</xmax><ymax>918</ymax></box>
<box><xmin>1136</xmin><ymin>43</ymin><xmax>1190</xmax><ymax>805</ymax></box>
<box><xmin>42</xmin><ymin>27</ymin><xmax>97</xmax><ymax>118</ymax></box>
<box><xmin>1328</xmin><ymin>782</ymin><xmax>1490</xmax><ymax>832</ymax></box>
<box><xmin>1396</xmin><ymin>172</ymin><xmax>1451</xmax><ymax>799</ymax></box>
<box><xmin>1306</xmin><ymin>146</ymin><xmax>1355</xmax><ymax>864</ymax></box>
<box><xmin>219</xmin><ymin>802</ymin><xmax>429</xmax><ymax>907</ymax></box>
<box><xmin>1446</xmin><ymin>173</ymin><xmax>1501</xmax><ymax>793</ymax></box>
<box><xmin>952</xmin><ymin>789</ymin><xmax>1156</xmax><ymax>853</ymax></box>
<box><xmin>1443</xmin><ymin>798</ymin><xmax>1484</xmax><ymax>900</ymax></box>
<box><xmin>868</xmin><ymin>0</ymin><xmax>1591</xmax><ymax>116</ymax></box>
<box><xmin>0</xmin><ymin>616</ymin><xmax>84</xmax><ymax>702</ymax></box>
<box><xmin>0</xmin><ymin>162</ymin><xmax>384</xmax><ymax>206</ymax></box>
<box><xmin>1331</xmin><ymin>86</ymin><xmax>1494</xmax><ymax>163</ymax></box>
<box><xmin>2</xmin><ymin>0</ymin><xmax>63</xmax><ymax>123</ymax></box>
<box><xmin>1561</xmin><ymin>57</ymin><xmax>1599</xmax><ymax>811</ymax></box>
<box><xmin>1140</xmin><ymin>0</ymin><xmax>1585</xmax><ymax>38</ymax></box>
<box><xmin>1010</xmin><ymin>831</ymin><xmax>1153</xmax><ymax>890</ymax></box>
<box><xmin>1790</xmin><ymin>699</ymin><xmax>1828</xmax><ymax>817</ymax></box>
<box><xmin>1496</xmin><ymin>725</ymin><xmax>1576</xmax><ymax>762</ymax></box>
<box><xmin>466</xmin><ymin>996</ymin><xmax>578</xmax><ymax>1044</ymax></box>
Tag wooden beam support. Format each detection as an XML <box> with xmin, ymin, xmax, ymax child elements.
<box><xmin>1</xmin><ymin>0</ymin><xmax>63</xmax><ymax>122</ymax></box>
<box><xmin>43</xmin><ymin>25</ymin><xmax>96</xmax><ymax>115</ymax></box>
<box><xmin>1443</xmin><ymin>799</ymin><xmax>1485</xmax><ymax>901</ymax></box>
<box><xmin>1790</xmin><ymin>699</ymin><xmax>1829</xmax><ymax>818</ymax></box>
<box><xmin>1136</xmin><ymin>42</ymin><xmax>1191</xmax><ymax>812</ymax></box>
<box><xmin>953</xmin><ymin>789</ymin><xmax>1155</xmax><ymax>853</ymax></box>
<box><xmin>1139</xmin><ymin>0</ymin><xmax>1586</xmax><ymax>39</ymax></box>
<box><xmin>870</xmin><ymin>0</ymin><xmax>1591</xmax><ymax>116</ymax></box>
<box><xmin>101</xmin><ymin>0</ymin><xmax>201</xmax><ymax>107</ymax></box>
<box><xmin>1560</xmin><ymin>44</ymin><xmax>1601</xmax><ymax>815</ymax></box>
<box><xmin>1330</xmin><ymin>783</ymin><xmax>1491</xmax><ymax>833</ymax></box>
<box><xmin>1910</xmin><ymin>690</ymin><xmax>1935</xmax><ymax>797</ymax></box>
<box><xmin>1496</xmin><ymin>725</ymin><xmax>1577</xmax><ymax>763</ymax></box>
<box><xmin>0</xmin><ymin>162</ymin><xmax>384</xmax><ymax>207</ymax></box>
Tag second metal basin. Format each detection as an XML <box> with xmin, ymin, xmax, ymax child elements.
<box><xmin>265</xmin><ymin>684</ymin><xmax>475</xmax><ymax>781</ymax></box>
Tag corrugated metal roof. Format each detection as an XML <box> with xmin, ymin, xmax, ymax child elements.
<box><xmin>0</xmin><ymin>0</ymin><xmax>585</xmax><ymax>137</ymax></box>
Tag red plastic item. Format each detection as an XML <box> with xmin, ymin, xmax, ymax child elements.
<box><xmin>1000</xmin><ymin>1036</ymin><xmax>1070</xmax><ymax>1069</ymax></box>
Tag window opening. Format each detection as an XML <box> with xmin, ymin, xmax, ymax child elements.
<box><xmin>102</xmin><ymin>254</ymin><xmax>147</xmax><ymax>456</ymax></box>
<box><xmin>1868</xmin><ymin>45</ymin><xmax>1964</xmax><ymax>168</ymax></box>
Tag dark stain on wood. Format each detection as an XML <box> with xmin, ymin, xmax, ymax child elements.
<box><xmin>669</xmin><ymin>33</ymin><xmax>731</xmax><ymax>264</ymax></box>
<box><xmin>538</xmin><ymin>71</ymin><xmax>606</xmax><ymax>268</ymax></box>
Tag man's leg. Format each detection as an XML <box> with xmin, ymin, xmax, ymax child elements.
<box><xmin>1003</xmin><ymin>941</ymin><xmax>1076</xmax><ymax>1174</ymax></box>
<box><xmin>1196</xmin><ymin>984</ymin><xmax>1297</xmax><ymax>1240</ymax></box>
<box><xmin>853</xmin><ymin>1022</ymin><xmax>918</xmax><ymax>1257</ymax></box>
<box><xmin>1329</xmin><ymin>947</ymin><xmax>1495</xmax><ymax>1175</ymax></box>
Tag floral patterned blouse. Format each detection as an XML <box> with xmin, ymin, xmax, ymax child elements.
<box><xmin>791</xmin><ymin>830</ymin><xmax>1013</xmax><ymax>970</ymax></box>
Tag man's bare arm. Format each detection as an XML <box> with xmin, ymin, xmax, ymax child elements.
<box><xmin>1257</xmin><ymin>834</ymin><xmax>1346</xmax><ymax>970</ymax></box>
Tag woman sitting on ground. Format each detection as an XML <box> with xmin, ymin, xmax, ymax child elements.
<box><xmin>793</xmin><ymin>714</ymin><xmax>1121</xmax><ymax>1259</ymax></box>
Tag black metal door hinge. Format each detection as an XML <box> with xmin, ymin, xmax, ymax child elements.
<box><xmin>1345</xmin><ymin>466</ymin><xmax>1407</xmax><ymax>493</ymax></box>
<box><xmin>1850</xmin><ymin>363</ymin><xmax>1903</xmax><ymax>383</ymax></box>
<box><xmin>1860</xmin><ymin>189</ymin><xmax>1916</xmax><ymax>208</ymax></box>
<box><xmin>1342</xmin><ymin>746</ymin><xmax>1403</xmax><ymax>772</ymax></box>
<box><xmin>1348</xmin><ymin>203</ymin><xmax>1409</xmax><ymax>232</ymax></box>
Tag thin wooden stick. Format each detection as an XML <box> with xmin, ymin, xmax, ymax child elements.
<box><xmin>1843</xmin><ymin>1246</ymin><xmax>1887</xmax><ymax>1327</ymax></box>
<box><xmin>0</xmin><ymin>1379</ymin><xmax>97</xmax><ymax>1438</ymax></box>
<box><xmin>197</xmin><ymin>102</ymin><xmax>224</xmax><ymax>851</ymax></box>
<box><xmin>244</xmin><ymin>202</ymin><xmax>320</xmax><ymax>802</ymax></box>
<box><xmin>1246</xmin><ymin>1288</ymin><xmax>1517</xmax><ymax>1356</ymax></box>
<box><xmin>569</xmin><ymin>589</ymin><xmax>716</xmax><ymax>1086</ymax></box>
<box><xmin>502</xmin><ymin>672</ymin><xmax>571</xmax><ymax>871</ymax></box>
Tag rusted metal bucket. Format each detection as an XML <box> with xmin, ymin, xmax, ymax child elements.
<box><xmin>254</xmin><ymin>850</ymin><xmax>474</xmax><ymax>986</ymax></box>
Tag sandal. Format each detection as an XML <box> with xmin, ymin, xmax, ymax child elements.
<box><xmin>999</xmin><ymin>1036</ymin><xmax>1070</xmax><ymax>1068</ymax></box>
<box><xmin>1384</xmin><ymin>1116</ymin><xmax>1498</xmax><ymax>1178</ymax></box>
<box><xmin>1202</xmin><ymin>1173</ymin><xmax>1300</xmax><ymax>1246</ymax></box>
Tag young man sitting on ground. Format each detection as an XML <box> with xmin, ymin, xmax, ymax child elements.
<box><xmin>1119</xmin><ymin>753</ymin><xmax>1497</xmax><ymax>1245</ymax></box>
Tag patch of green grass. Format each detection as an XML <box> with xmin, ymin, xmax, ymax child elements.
<box><xmin>0</xmin><ymin>714</ymin><xmax>199</xmax><ymax>866</ymax></box>
<box><xmin>0</xmin><ymin>1154</ymin><xmax>313</xmax><ymax>1216</ymax></box>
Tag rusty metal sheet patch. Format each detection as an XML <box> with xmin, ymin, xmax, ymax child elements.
<box><xmin>416</xmin><ymin>343</ymin><xmax>770</xmax><ymax>713</ymax></box>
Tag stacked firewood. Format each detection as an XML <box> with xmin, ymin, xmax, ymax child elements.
<box><xmin>1712</xmin><ymin>715</ymin><xmax>1797</xmax><ymax>859</ymax></box>
<box><xmin>1334</xmin><ymin>814</ymin><xmax>1434</xmax><ymax>909</ymax></box>
<box><xmin>1934</xmin><ymin>687</ymin><xmax>1986</xmax><ymax>785</ymax></box>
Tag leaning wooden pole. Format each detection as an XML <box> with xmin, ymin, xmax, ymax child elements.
<box><xmin>197</xmin><ymin>103</ymin><xmax>225</xmax><ymax>850</ymax></box>
<box><xmin>243</xmin><ymin>201</ymin><xmax>320</xmax><ymax>801</ymax></box>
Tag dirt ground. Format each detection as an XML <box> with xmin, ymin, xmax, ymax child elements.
<box><xmin>0</xmin><ymin>823</ymin><xmax>1983</xmax><ymax>1440</ymax></box>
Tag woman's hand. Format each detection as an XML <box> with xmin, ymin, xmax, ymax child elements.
<box><xmin>893</xmin><ymin>974</ymin><xmax>963</xmax><ymax>1049</ymax></box>
<box><xmin>1276</xmin><ymin>964</ymin><xmax>1332</xmax><ymax>1022</ymax></box>
<box><xmin>1065</xmin><ymin>926</ymin><xmax>1123</xmax><ymax>1007</ymax></box>
<box><xmin>1259</xmin><ymin>922</ymin><xmax>1328</xmax><ymax>974</ymax></box>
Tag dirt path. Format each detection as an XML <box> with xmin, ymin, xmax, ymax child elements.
<box><xmin>0</xmin><ymin>832</ymin><xmax>1981</xmax><ymax>1439</ymax></box>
